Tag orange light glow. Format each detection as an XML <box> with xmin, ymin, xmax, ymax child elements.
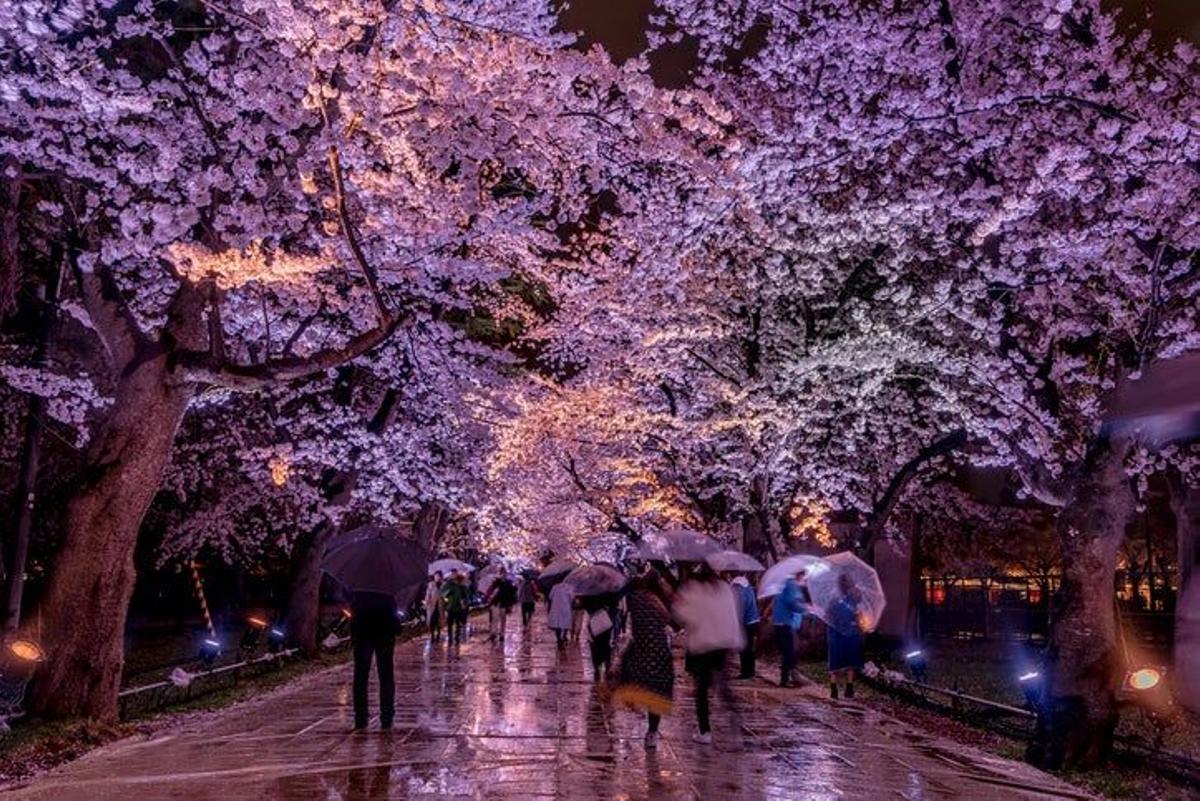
<box><xmin>247</xmin><ymin>616</ymin><xmax>268</xmax><ymax>629</ymax></box>
<box><xmin>9</xmin><ymin>639</ymin><xmax>45</xmax><ymax>662</ymax></box>
<box><xmin>1127</xmin><ymin>668</ymin><xmax>1162</xmax><ymax>691</ymax></box>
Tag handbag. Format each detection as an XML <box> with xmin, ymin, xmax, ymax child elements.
<box><xmin>588</xmin><ymin>610</ymin><xmax>613</xmax><ymax>636</ymax></box>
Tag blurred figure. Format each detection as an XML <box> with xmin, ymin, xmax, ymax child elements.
<box><xmin>548</xmin><ymin>581</ymin><xmax>574</xmax><ymax>649</ymax></box>
<box><xmin>826</xmin><ymin>573</ymin><xmax>864</xmax><ymax>699</ymax></box>
<box><xmin>442</xmin><ymin>570</ymin><xmax>471</xmax><ymax>644</ymax></box>
<box><xmin>673</xmin><ymin>563</ymin><xmax>745</xmax><ymax>744</ymax></box>
<box><xmin>518</xmin><ymin>576</ymin><xmax>540</xmax><ymax>627</ymax></box>
<box><xmin>487</xmin><ymin>573</ymin><xmax>518</xmax><ymax>643</ymax></box>
<box><xmin>424</xmin><ymin>571</ymin><xmax>445</xmax><ymax>643</ymax></box>
<box><xmin>612</xmin><ymin>571</ymin><xmax>675</xmax><ymax>749</ymax></box>
<box><xmin>348</xmin><ymin>590</ymin><xmax>397</xmax><ymax>730</ymax></box>
<box><xmin>771</xmin><ymin>568</ymin><xmax>809</xmax><ymax>687</ymax></box>
<box><xmin>584</xmin><ymin>595</ymin><xmax>620</xmax><ymax>682</ymax></box>
<box><xmin>730</xmin><ymin>574</ymin><xmax>760</xmax><ymax>679</ymax></box>
<box><xmin>571</xmin><ymin>597</ymin><xmax>585</xmax><ymax>642</ymax></box>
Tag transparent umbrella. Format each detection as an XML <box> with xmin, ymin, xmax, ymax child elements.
<box><xmin>757</xmin><ymin>554</ymin><xmax>824</xmax><ymax>599</ymax></box>
<box><xmin>477</xmin><ymin>563</ymin><xmax>509</xmax><ymax>595</ymax></box>
<box><xmin>633</xmin><ymin>528</ymin><xmax>722</xmax><ymax>563</ymax></box>
<box><xmin>804</xmin><ymin>552</ymin><xmax>887</xmax><ymax>632</ymax></box>
<box><xmin>428</xmin><ymin>558</ymin><xmax>475</xmax><ymax>577</ymax></box>
<box><xmin>706</xmin><ymin>550</ymin><xmax>766</xmax><ymax>573</ymax></box>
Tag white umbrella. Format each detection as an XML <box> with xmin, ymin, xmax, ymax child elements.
<box><xmin>634</xmin><ymin>528</ymin><xmax>722</xmax><ymax>562</ymax></box>
<box><xmin>757</xmin><ymin>554</ymin><xmax>824</xmax><ymax>599</ymax></box>
<box><xmin>428</xmin><ymin>558</ymin><xmax>474</xmax><ymax>577</ymax></box>
<box><xmin>706</xmin><ymin>550</ymin><xmax>766</xmax><ymax>573</ymax></box>
<box><xmin>804</xmin><ymin>551</ymin><xmax>887</xmax><ymax>632</ymax></box>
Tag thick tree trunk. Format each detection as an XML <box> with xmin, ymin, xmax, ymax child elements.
<box><xmin>28</xmin><ymin>356</ymin><xmax>194</xmax><ymax>721</ymax></box>
<box><xmin>1167</xmin><ymin>473</ymin><xmax>1200</xmax><ymax>712</ymax></box>
<box><xmin>1030</xmin><ymin>442</ymin><xmax>1133</xmax><ymax>770</ymax></box>
<box><xmin>283</xmin><ymin>523</ymin><xmax>335</xmax><ymax>656</ymax></box>
<box><xmin>414</xmin><ymin>501</ymin><xmax>448</xmax><ymax>552</ymax></box>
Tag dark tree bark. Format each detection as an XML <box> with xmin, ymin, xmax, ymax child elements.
<box><xmin>1030</xmin><ymin>441</ymin><xmax>1134</xmax><ymax>770</ymax></box>
<box><xmin>28</xmin><ymin>352</ymin><xmax>195</xmax><ymax>720</ymax></box>
<box><xmin>414</xmin><ymin>501</ymin><xmax>449</xmax><ymax>551</ymax></box>
<box><xmin>1167</xmin><ymin>471</ymin><xmax>1199</xmax><ymax>712</ymax></box>
<box><xmin>283</xmin><ymin>522</ymin><xmax>336</xmax><ymax>656</ymax></box>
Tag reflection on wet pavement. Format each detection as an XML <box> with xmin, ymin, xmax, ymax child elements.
<box><xmin>6</xmin><ymin>616</ymin><xmax>1091</xmax><ymax>799</ymax></box>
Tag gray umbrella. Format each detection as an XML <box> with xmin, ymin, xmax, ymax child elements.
<box><xmin>322</xmin><ymin>525</ymin><xmax>431</xmax><ymax>603</ymax></box>
<box><xmin>563</xmin><ymin>564</ymin><xmax>627</xmax><ymax>597</ymax></box>
<box><xmin>634</xmin><ymin>528</ymin><xmax>722</xmax><ymax>562</ymax></box>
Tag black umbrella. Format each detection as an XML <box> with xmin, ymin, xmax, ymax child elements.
<box><xmin>321</xmin><ymin>525</ymin><xmax>431</xmax><ymax>603</ymax></box>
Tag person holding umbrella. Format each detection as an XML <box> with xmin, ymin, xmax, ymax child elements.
<box><xmin>771</xmin><ymin>567</ymin><xmax>810</xmax><ymax>687</ymax></box>
<box><xmin>826</xmin><ymin>573</ymin><xmax>865</xmax><ymax>699</ymax></box>
<box><xmin>612</xmin><ymin>571</ymin><xmax>675</xmax><ymax>750</ymax></box>
<box><xmin>486</xmin><ymin>573</ymin><xmax>518</xmax><ymax>643</ymax></box>
<box><xmin>730</xmin><ymin>575</ymin><xmax>760</xmax><ymax>679</ymax></box>
<box><xmin>517</xmin><ymin>574</ymin><xmax>540</xmax><ymax>628</ymax></box>
<box><xmin>442</xmin><ymin>570</ymin><xmax>471</xmax><ymax>644</ymax></box>
<box><xmin>319</xmin><ymin>526</ymin><xmax>429</xmax><ymax>731</ymax></box>
<box><xmin>424</xmin><ymin>571</ymin><xmax>445</xmax><ymax>643</ymax></box>
<box><xmin>672</xmin><ymin>563</ymin><xmax>745</xmax><ymax>744</ymax></box>
<box><xmin>347</xmin><ymin>590</ymin><xmax>398</xmax><ymax>731</ymax></box>
<box><xmin>547</xmin><ymin>580</ymin><xmax>574</xmax><ymax>649</ymax></box>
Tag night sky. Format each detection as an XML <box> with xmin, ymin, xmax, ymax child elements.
<box><xmin>560</xmin><ymin>0</ymin><xmax>1200</xmax><ymax>88</ymax></box>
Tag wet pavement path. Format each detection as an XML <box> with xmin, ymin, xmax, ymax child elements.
<box><xmin>7</xmin><ymin>615</ymin><xmax>1090</xmax><ymax>800</ymax></box>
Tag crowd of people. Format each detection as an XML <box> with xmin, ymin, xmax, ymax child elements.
<box><xmin>349</xmin><ymin>560</ymin><xmax>867</xmax><ymax>745</ymax></box>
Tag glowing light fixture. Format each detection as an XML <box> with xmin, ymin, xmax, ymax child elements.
<box><xmin>1127</xmin><ymin>667</ymin><xmax>1162</xmax><ymax>692</ymax></box>
<box><xmin>8</xmin><ymin>639</ymin><xmax>45</xmax><ymax>663</ymax></box>
<box><xmin>247</xmin><ymin>616</ymin><xmax>268</xmax><ymax>629</ymax></box>
<box><xmin>1018</xmin><ymin>671</ymin><xmax>1040</xmax><ymax>683</ymax></box>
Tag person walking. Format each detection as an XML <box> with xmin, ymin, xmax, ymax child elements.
<box><xmin>826</xmin><ymin>573</ymin><xmax>865</xmax><ymax>699</ymax></box>
<box><xmin>487</xmin><ymin>573</ymin><xmax>518</xmax><ymax>642</ymax></box>
<box><xmin>348</xmin><ymin>590</ymin><xmax>397</xmax><ymax>730</ymax></box>
<box><xmin>673</xmin><ymin>563</ymin><xmax>745</xmax><ymax>744</ymax></box>
<box><xmin>518</xmin><ymin>576</ymin><xmax>539</xmax><ymax>627</ymax></box>
<box><xmin>442</xmin><ymin>570</ymin><xmax>471</xmax><ymax>644</ymax></box>
<box><xmin>771</xmin><ymin>567</ymin><xmax>809</xmax><ymax>687</ymax></box>
<box><xmin>584</xmin><ymin>595</ymin><xmax>620</xmax><ymax>682</ymax></box>
<box><xmin>548</xmin><ymin>581</ymin><xmax>574</xmax><ymax>649</ymax></box>
<box><xmin>730</xmin><ymin>575</ymin><xmax>760</xmax><ymax>679</ymax></box>
<box><xmin>612</xmin><ymin>572</ymin><xmax>675</xmax><ymax>750</ymax></box>
<box><xmin>424</xmin><ymin>571</ymin><xmax>445</xmax><ymax>643</ymax></box>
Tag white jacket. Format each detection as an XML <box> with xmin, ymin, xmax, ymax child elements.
<box><xmin>548</xmin><ymin>583</ymin><xmax>575</xmax><ymax>630</ymax></box>
<box><xmin>673</xmin><ymin>580</ymin><xmax>746</xmax><ymax>654</ymax></box>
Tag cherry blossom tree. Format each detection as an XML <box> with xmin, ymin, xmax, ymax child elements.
<box><xmin>0</xmin><ymin>0</ymin><xmax>717</xmax><ymax>719</ymax></box>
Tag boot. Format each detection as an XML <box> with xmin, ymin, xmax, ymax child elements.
<box><xmin>845</xmin><ymin>682</ymin><xmax>855</xmax><ymax>699</ymax></box>
<box><xmin>830</xmin><ymin>683</ymin><xmax>839</xmax><ymax>699</ymax></box>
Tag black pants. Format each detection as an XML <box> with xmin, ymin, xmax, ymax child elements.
<box><xmin>554</xmin><ymin>628</ymin><xmax>568</xmax><ymax>648</ymax></box>
<box><xmin>687</xmin><ymin>650</ymin><xmax>734</xmax><ymax>735</ymax></box>
<box><xmin>589</xmin><ymin>629</ymin><xmax>613</xmax><ymax>680</ymax></box>
<box><xmin>774</xmin><ymin>624</ymin><xmax>796</xmax><ymax>685</ymax></box>
<box><xmin>739</xmin><ymin>622</ymin><xmax>759</xmax><ymax>678</ymax></box>
<box><xmin>352</xmin><ymin>628</ymin><xmax>395</xmax><ymax>728</ymax></box>
<box><xmin>447</xmin><ymin>608</ymin><xmax>468</xmax><ymax>642</ymax></box>
<box><xmin>521</xmin><ymin>602</ymin><xmax>536</xmax><ymax>626</ymax></box>
<box><xmin>428</xmin><ymin>609</ymin><xmax>441</xmax><ymax>640</ymax></box>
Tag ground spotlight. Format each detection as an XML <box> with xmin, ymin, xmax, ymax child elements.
<box><xmin>200</xmin><ymin>638</ymin><xmax>222</xmax><ymax>666</ymax></box>
<box><xmin>1018</xmin><ymin>670</ymin><xmax>1043</xmax><ymax>708</ymax></box>
<box><xmin>903</xmin><ymin>649</ymin><xmax>928</xmax><ymax>683</ymax></box>
<box><xmin>1119</xmin><ymin>665</ymin><xmax>1171</xmax><ymax>713</ymax></box>
<box><xmin>267</xmin><ymin>627</ymin><xmax>286</xmax><ymax>653</ymax></box>
<box><xmin>241</xmin><ymin>616</ymin><xmax>268</xmax><ymax>651</ymax></box>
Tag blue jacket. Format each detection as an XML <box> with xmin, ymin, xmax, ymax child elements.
<box><xmin>771</xmin><ymin>578</ymin><xmax>806</xmax><ymax>627</ymax></box>
<box><xmin>734</xmin><ymin>582</ymin><xmax>760</xmax><ymax>626</ymax></box>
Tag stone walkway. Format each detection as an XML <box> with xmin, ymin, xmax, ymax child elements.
<box><xmin>6</xmin><ymin>615</ymin><xmax>1091</xmax><ymax>799</ymax></box>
